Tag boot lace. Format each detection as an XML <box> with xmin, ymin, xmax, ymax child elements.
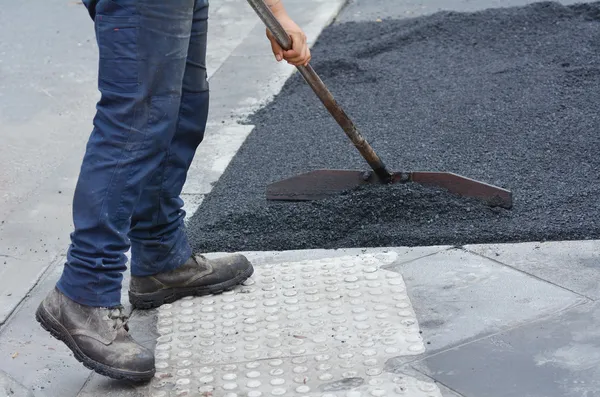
<box><xmin>108</xmin><ymin>306</ymin><xmax>130</xmax><ymax>331</ymax></box>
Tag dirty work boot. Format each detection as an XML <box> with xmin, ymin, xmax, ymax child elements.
<box><xmin>35</xmin><ymin>288</ymin><xmax>155</xmax><ymax>382</ymax></box>
<box><xmin>129</xmin><ymin>254</ymin><xmax>254</xmax><ymax>309</ymax></box>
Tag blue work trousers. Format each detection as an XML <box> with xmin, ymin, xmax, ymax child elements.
<box><xmin>57</xmin><ymin>0</ymin><xmax>210</xmax><ymax>307</ymax></box>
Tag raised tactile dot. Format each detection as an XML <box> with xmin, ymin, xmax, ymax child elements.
<box><xmin>409</xmin><ymin>344</ymin><xmax>425</xmax><ymax>352</ymax></box>
<box><xmin>223</xmin><ymin>383</ymin><xmax>238</xmax><ymax>390</ymax></box>
<box><xmin>199</xmin><ymin>375</ymin><xmax>214</xmax><ymax>383</ymax></box>
<box><xmin>363</xmin><ymin>266</ymin><xmax>378</xmax><ymax>273</ymax></box>
<box><xmin>247</xmin><ymin>380</ymin><xmax>261</xmax><ymax>388</ymax></box>
<box><xmin>296</xmin><ymin>386</ymin><xmax>310</xmax><ymax>393</ymax></box>
<box><xmin>248</xmin><ymin>391</ymin><xmax>262</xmax><ymax>397</ymax></box>
<box><xmin>347</xmin><ymin>392</ymin><xmax>362</xmax><ymax>397</ymax></box>
<box><xmin>271</xmin><ymin>388</ymin><xmax>286</xmax><ymax>395</ymax></box>
<box><xmin>156</xmin><ymin>335</ymin><xmax>172</xmax><ymax>344</ymax></box>
<box><xmin>155</xmin><ymin>362</ymin><xmax>168</xmax><ymax>369</ymax></box>
<box><xmin>319</xmin><ymin>373</ymin><xmax>334</xmax><ymax>381</ymax></box>
<box><xmin>363</xmin><ymin>358</ymin><xmax>378</xmax><ymax>366</ymax></box>
<box><xmin>366</xmin><ymin>368</ymin><xmax>383</xmax><ymax>376</ymax></box>
<box><xmin>247</xmin><ymin>371</ymin><xmax>261</xmax><ymax>378</ymax></box>
<box><xmin>155</xmin><ymin>352</ymin><xmax>169</xmax><ymax>360</ymax></box>
<box><xmin>370</xmin><ymin>389</ymin><xmax>386</xmax><ymax>396</ymax></box>
<box><xmin>176</xmin><ymin>369</ymin><xmax>191</xmax><ymax>377</ymax></box>
<box><xmin>270</xmin><ymin>378</ymin><xmax>285</xmax><ymax>386</ymax></box>
<box><xmin>317</xmin><ymin>363</ymin><xmax>332</xmax><ymax>371</ymax></box>
<box><xmin>343</xmin><ymin>371</ymin><xmax>358</xmax><ymax>378</ymax></box>
<box><xmin>222</xmin><ymin>373</ymin><xmax>237</xmax><ymax>381</ymax></box>
<box><xmin>175</xmin><ymin>378</ymin><xmax>190</xmax><ymax>386</ymax></box>
<box><xmin>293</xmin><ymin>376</ymin><xmax>307</xmax><ymax>384</ymax></box>
<box><xmin>270</xmin><ymin>369</ymin><xmax>284</xmax><ymax>377</ymax></box>
<box><xmin>293</xmin><ymin>366</ymin><xmax>308</xmax><ymax>373</ymax></box>
<box><xmin>340</xmin><ymin>361</ymin><xmax>354</xmax><ymax>369</ymax></box>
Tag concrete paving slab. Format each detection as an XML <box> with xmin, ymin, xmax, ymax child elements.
<box><xmin>0</xmin><ymin>370</ymin><xmax>35</xmax><ymax>397</ymax></box>
<box><xmin>465</xmin><ymin>240</ymin><xmax>600</xmax><ymax>300</ymax></box>
<box><xmin>0</xmin><ymin>257</ymin><xmax>91</xmax><ymax>397</ymax></box>
<box><xmin>383</xmin><ymin>248</ymin><xmax>586</xmax><ymax>358</ymax></box>
<box><xmin>146</xmin><ymin>253</ymin><xmax>446</xmax><ymax>397</ymax></box>
<box><xmin>415</xmin><ymin>300</ymin><xmax>600</xmax><ymax>397</ymax></box>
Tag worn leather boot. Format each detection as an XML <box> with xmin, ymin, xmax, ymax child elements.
<box><xmin>35</xmin><ymin>288</ymin><xmax>155</xmax><ymax>382</ymax></box>
<box><xmin>129</xmin><ymin>254</ymin><xmax>254</xmax><ymax>309</ymax></box>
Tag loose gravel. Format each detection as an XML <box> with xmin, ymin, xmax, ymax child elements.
<box><xmin>188</xmin><ymin>1</ymin><xmax>600</xmax><ymax>252</ymax></box>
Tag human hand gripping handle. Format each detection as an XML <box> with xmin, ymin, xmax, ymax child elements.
<box><xmin>245</xmin><ymin>0</ymin><xmax>311</xmax><ymax>66</ymax></box>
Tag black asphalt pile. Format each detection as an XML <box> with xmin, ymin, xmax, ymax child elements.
<box><xmin>188</xmin><ymin>1</ymin><xmax>600</xmax><ymax>252</ymax></box>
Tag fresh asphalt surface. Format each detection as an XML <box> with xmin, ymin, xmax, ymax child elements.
<box><xmin>188</xmin><ymin>2</ymin><xmax>600</xmax><ymax>252</ymax></box>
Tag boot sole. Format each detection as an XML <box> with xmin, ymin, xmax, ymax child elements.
<box><xmin>129</xmin><ymin>265</ymin><xmax>254</xmax><ymax>310</ymax></box>
<box><xmin>35</xmin><ymin>303</ymin><xmax>155</xmax><ymax>382</ymax></box>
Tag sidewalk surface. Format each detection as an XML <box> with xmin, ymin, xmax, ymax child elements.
<box><xmin>1</xmin><ymin>0</ymin><xmax>598</xmax><ymax>397</ymax></box>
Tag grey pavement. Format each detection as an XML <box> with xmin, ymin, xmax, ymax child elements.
<box><xmin>1</xmin><ymin>0</ymin><xmax>599</xmax><ymax>396</ymax></box>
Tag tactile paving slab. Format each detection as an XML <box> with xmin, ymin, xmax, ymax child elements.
<box><xmin>150</xmin><ymin>254</ymin><xmax>442</xmax><ymax>396</ymax></box>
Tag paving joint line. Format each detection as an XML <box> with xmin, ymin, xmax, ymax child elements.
<box><xmin>410</xmin><ymin>366</ymin><xmax>467</xmax><ymax>397</ymax></box>
<box><xmin>391</xmin><ymin>297</ymin><xmax>591</xmax><ymax>369</ymax></box>
<box><xmin>463</xmin><ymin>247</ymin><xmax>596</xmax><ymax>302</ymax></box>
<box><xmin>0</xmin><ymin>254</ymin><xmax>63</xmax><ymax>328</ymax></box>
<box><xmin>381</xmin><ymin>246</ymin><xmax>456</xmax><ymax>269</ymax></box>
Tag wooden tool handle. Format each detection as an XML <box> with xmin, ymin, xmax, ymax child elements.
<box><xmin>246</xmin><ymin>0</ymin><xmax>393</xmax><ymax>181</ymax></box>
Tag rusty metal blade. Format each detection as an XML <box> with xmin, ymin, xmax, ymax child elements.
<box><xmin>266</xmin><ymin>170</ymin><xmax>373</xmax><ymax>201</ymax></box>
<box><xmin>407</xmin><ymin>172</ymin><xmax>513</xmax><ymax>209</ymax></box>
<box><xmin>266</xmin><ymin>169</ymin><xmax>513</xmax><ymax>209</ymax></box>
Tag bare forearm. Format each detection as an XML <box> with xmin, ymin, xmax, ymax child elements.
<box><xmin>265</xmin><ymin>0</ymin><xmax>286</xmax><ymax>16</ymax></box>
